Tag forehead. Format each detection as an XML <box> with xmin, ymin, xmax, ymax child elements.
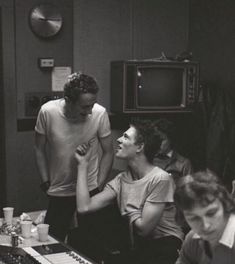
<box><xmin>124</xmin><ymin>126</ymin><xmax>137</xmax><ymax>139</ymax></box>
<box><xmin>183</xmin><ymin>199</ymin><xmax>223</xmax><ymax>217</ymax></box>
<box><xmin>77</xmin><ymin>93</ymin><xmax>97</xmax><ymax>106</ymax></box>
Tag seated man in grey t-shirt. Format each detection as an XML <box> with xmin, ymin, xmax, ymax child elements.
<box><xmin>74</xmin><ymin>119</ymin><xmax>184</xmax><ymax>264</ymax></box>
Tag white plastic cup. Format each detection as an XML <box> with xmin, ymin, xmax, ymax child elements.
<box><xmin>20</xmin><ymin>220</ymin><xmax>32</xmax><ymax>238</ymax></box>
<box><xmin>37</xmin><ymin>224</ymin><xmax>49</xmax><ymax>242</ymax></box>
<box><xmin>3</xmin><ymin>207</ymin><xmax>14</xmax><ymax>225</ymax></box>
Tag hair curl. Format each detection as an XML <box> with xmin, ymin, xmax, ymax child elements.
<box><xmin>64</xmin><ymin>72</ymin><xmax>99</xmax><ymax>103</ymax></box>
<box><xmin>130</xmin><ymin>118</ymin><xmax>162</xmax><ymax>163</ymax></box>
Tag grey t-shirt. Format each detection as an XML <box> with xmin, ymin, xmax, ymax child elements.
<box><xmin>105</xmin><ymin>167</ymin><xmax>184</xmax><ymax>241</ymax></box>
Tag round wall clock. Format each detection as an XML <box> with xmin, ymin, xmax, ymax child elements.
<box><xmin>29</xmin><ymin>4</ymin><xmax>63</xmax><ymax>38</ymax></box>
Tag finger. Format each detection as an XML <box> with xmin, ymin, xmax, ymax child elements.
<box><xmin>76</xmin><ymin>143</ymin><xmax>89</xmax><ymax>156</ymax></box>
<box><xmin>76</xmin><ymin>146</ymin><xmax>86</xmax><ymax>155</ymax></box>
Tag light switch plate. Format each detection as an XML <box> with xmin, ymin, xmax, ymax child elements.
<box><xmin>38</xmin><ymin>58</ymin><xmax>54</xmax><ymax>68</ymax></box>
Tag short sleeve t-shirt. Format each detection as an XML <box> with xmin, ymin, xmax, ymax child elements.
<box><xmin>35</xmin><ymin>99</ymin><xmax>111</xmax><ymax>196</ymax></box>
<box><xmin>105</xmin><ymin>167</ymin><xmax>184</xmax><ymax>240</ymax></box>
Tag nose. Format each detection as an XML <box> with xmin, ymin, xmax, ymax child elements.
<box><xmin>201</xmin><ymin>217</ymin><xmax>211</xmax><ymax>232</ymax></box>
<box><xmin>117</xmin><ymin>136</ymin><xmax>122</xmax><ymax>144</ymax></box>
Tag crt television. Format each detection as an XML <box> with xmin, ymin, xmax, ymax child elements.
<box><xmin>110</xmin><ymin>60</ymin><xmax>199</xmax><ymax>113</ymax></box>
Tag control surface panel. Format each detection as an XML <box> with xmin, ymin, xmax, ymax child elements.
<box><xmin>0</xmin><ymin>244</ymin><xmax>95</xmax><ymax>264</ymax></box>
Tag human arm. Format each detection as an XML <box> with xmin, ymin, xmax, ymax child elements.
<box><xmin>34</xmin><ymin>132</ymin><xmax>50</xmax><ymax>191</ymax></box>
<box><xmin>75</xmin><ymin>144</ymin><xmax>116</xmax><ymax>214</ymax></box>
<box><xmin>132</xmin><ymin>202</ymin><xmax>165</xmax><ymax>237</ymax></box>
<box><xmin>97</xmin><ymin>134</ymin><xmax>114</xmax><ymax>190</ymax></box>
<box><xmin>130</xmin><ymin>173</ymin><xmax>174</xmax><ymax>237</ymax></box>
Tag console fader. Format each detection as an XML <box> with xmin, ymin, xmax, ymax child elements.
<box><xmin>0</xmin><ymin>244</ymin><xmax>95</xmax><ymax>264</ymax></box>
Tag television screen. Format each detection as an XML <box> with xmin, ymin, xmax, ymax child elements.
<box><xmin>110</xmin><ymin>60</ymin><xmax>199</xmax><ymax>113</ymax></box>
<box><xmin>136</xmin><ymin>67</ymin><xmax>184</xmax><ymax>108</ymax></box>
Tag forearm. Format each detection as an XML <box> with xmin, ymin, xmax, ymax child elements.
<box><xmin>76</xmin><ymin>163</ymin><xmax>92</xmax><ymax>214</ymax></box>
<box><xmin>34</xmin><ymin>147</ymin><xmax>49</xmax><ymax>183</ymax></box>
<box><xmin>132</xmin><ymin>214</ymin><xmax>149</xmax><ymax>237</ymax></box>
<box><xmin>97</xmin><ymin>150</ymin><xmax>114</xmax><ymax>189</ymax></box>
<box><xmin>130</xmin><ymin>203</ymin><xmax>165</xmax><ymax>237</ymax></box>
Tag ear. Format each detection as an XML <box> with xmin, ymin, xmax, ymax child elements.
<box><xmin>136</xmin><ymin>142</ymin><xmax>144</xmax><ymax>154</ymax></box>
<box><xmin>64</xmin><ymin>96</ymin><xmax>70</xmax><ymax>103</ymax></box>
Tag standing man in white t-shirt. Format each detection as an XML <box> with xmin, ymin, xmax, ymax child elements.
<box><xmin>34</xmin><ymin>72</ymin><xmax>114</xmax><ymax>241</ymax></box>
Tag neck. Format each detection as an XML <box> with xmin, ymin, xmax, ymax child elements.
<box><xmin>63</xmin><ymin>101</ymin><xmax>81</xmax><ymax>121</ymax></box>
<box><xmin>128</xmin><ymin>157</ymin><xmax>154</xmax><ymax>180</ymax></box>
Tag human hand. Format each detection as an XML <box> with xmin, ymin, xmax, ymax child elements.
<box><xmin>75</xmin><ymin>142</ymin><xmax>91</xmax><ymax>165</ymax></box>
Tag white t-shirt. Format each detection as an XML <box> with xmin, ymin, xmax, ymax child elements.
<box><xmin>35</xmin><ymin>99</ymin><xmax>111</xmax><ymax>196</ymax></box>
<box><xmin>105</xmin><ymin>167</ymin><xmax>184</xmax><ymax>241</ymax></box>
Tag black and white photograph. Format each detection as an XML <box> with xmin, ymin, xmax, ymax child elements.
<box><xmin>0</xmin><ymin>1</ymin><xmax>235</xmax><ymax>263</ymax></box>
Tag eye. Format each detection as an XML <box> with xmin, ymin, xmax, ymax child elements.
<box><xmin>185</xmin><ymin>214</ymin><xmax>200</xmax><ymax>223</ymax></box>
<box><xmin>187</xmin><ymin>216</ymin><xmax>198</xmax><ymax>222</ymax></box>
<box><xmin>123</xmin><ymin>133</ymin><xmax>128</xmax><ymax>139</ymax></box>
<box><xmin>206</xmin><ymin>209</ymin><xmax>217</xmax><ymax>217</ymax></box>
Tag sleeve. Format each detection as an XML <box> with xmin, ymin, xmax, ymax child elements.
<box><xmin>97</xmin><ymin>109</ymin><xmax>111</xmax><ymax>138</ymax></box>
<box><xmin>147</xmin><ymin>174</ymin><xmax>175</xmax><ymax>203</ymax></box>
<box><xmin>104</xmin><ymin>174</ymin><xmax>121</xmax><ymax>195</ymax></box>
<box><xmin>176</xmin><ymin>231</ymin><xmax>198</xmax><ymax>264</ymax></box>
<box><xmin>35</xmin><ymin>107</ymin><xmax>47</xmax><ymax>135</ymax></box>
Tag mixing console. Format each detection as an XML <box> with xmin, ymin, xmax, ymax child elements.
<box><xmin>0</xmin><ymin>244</ymin><xmax>95</xmax><ymax>264</ymax></box>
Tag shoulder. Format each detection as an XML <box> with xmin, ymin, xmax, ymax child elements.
<box><xmin>92</xmin><ymin>103</ymin><xmax>107</xmax><ymax>114</ymax></box>
<box><xmin>147</xmin><ymin>167</ymin><xmax>174</xmax><ymax>188</ymax></box>
<box><xmin>40</xmin><ymin>99</ymin><xmax>61</xmax><ymax>113</ymax></box>
<box><xmin>105</xmin><ymin>171</ymin><xmax>126</xmax><ymax>191</ymax></box>
<box><xmin>151</xmin><ymin>166</ymin><xmax>171</xmax><ymax>180</ymax></box>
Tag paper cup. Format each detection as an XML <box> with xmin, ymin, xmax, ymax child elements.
<box><xmin>37</xmin><ymin>224</ymin><xmax>49</xmax><ymax>242</ymax></box>
<box><xmin>3</xmin><ymin>207</ymin><xmax>14</xmax><ymax>225</ymax></box>
<box><xmin>20</xmin><ymin>220</ymin><xmax>32</xmax><ymax>238</ymax></box>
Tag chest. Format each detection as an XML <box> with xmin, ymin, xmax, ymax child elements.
<box><xmin>47</xmin><ymin>116</ymin><xmax>99</xmax><ymax>145</ymax></box>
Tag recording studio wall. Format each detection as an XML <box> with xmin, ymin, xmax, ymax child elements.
<box><xmin>0</xmin><ymin>0</ymin><xmax>73</xmax><ymax>214</ymax></box>
<box><xmin>0</xmin><ymin>0</ymin><xmax>189</xmax><ymax>213</ymax></box>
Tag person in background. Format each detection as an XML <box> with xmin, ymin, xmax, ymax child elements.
<box><xmin>174</xmin><ymin>170</ymin><xmax>235</xmax><ymax>264</ymax></box>
<box><xmin>74</xmin><ymin>119</ymin><xmax>184</xmax><ymax>264</ymax></box>
<box><xmin>153</xmin><ymin>118</ymin><xmax>193</xmax><ymax>235</ymax></box>
<box><xmin>34</xmin><ymin>72</ymin><xmax>114</xmax><ymax>241</ymax></box>
<box><xmin>153</xmin><ymin>118</ymin><xmax>193</xmax><ymax>184</ymax></box>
